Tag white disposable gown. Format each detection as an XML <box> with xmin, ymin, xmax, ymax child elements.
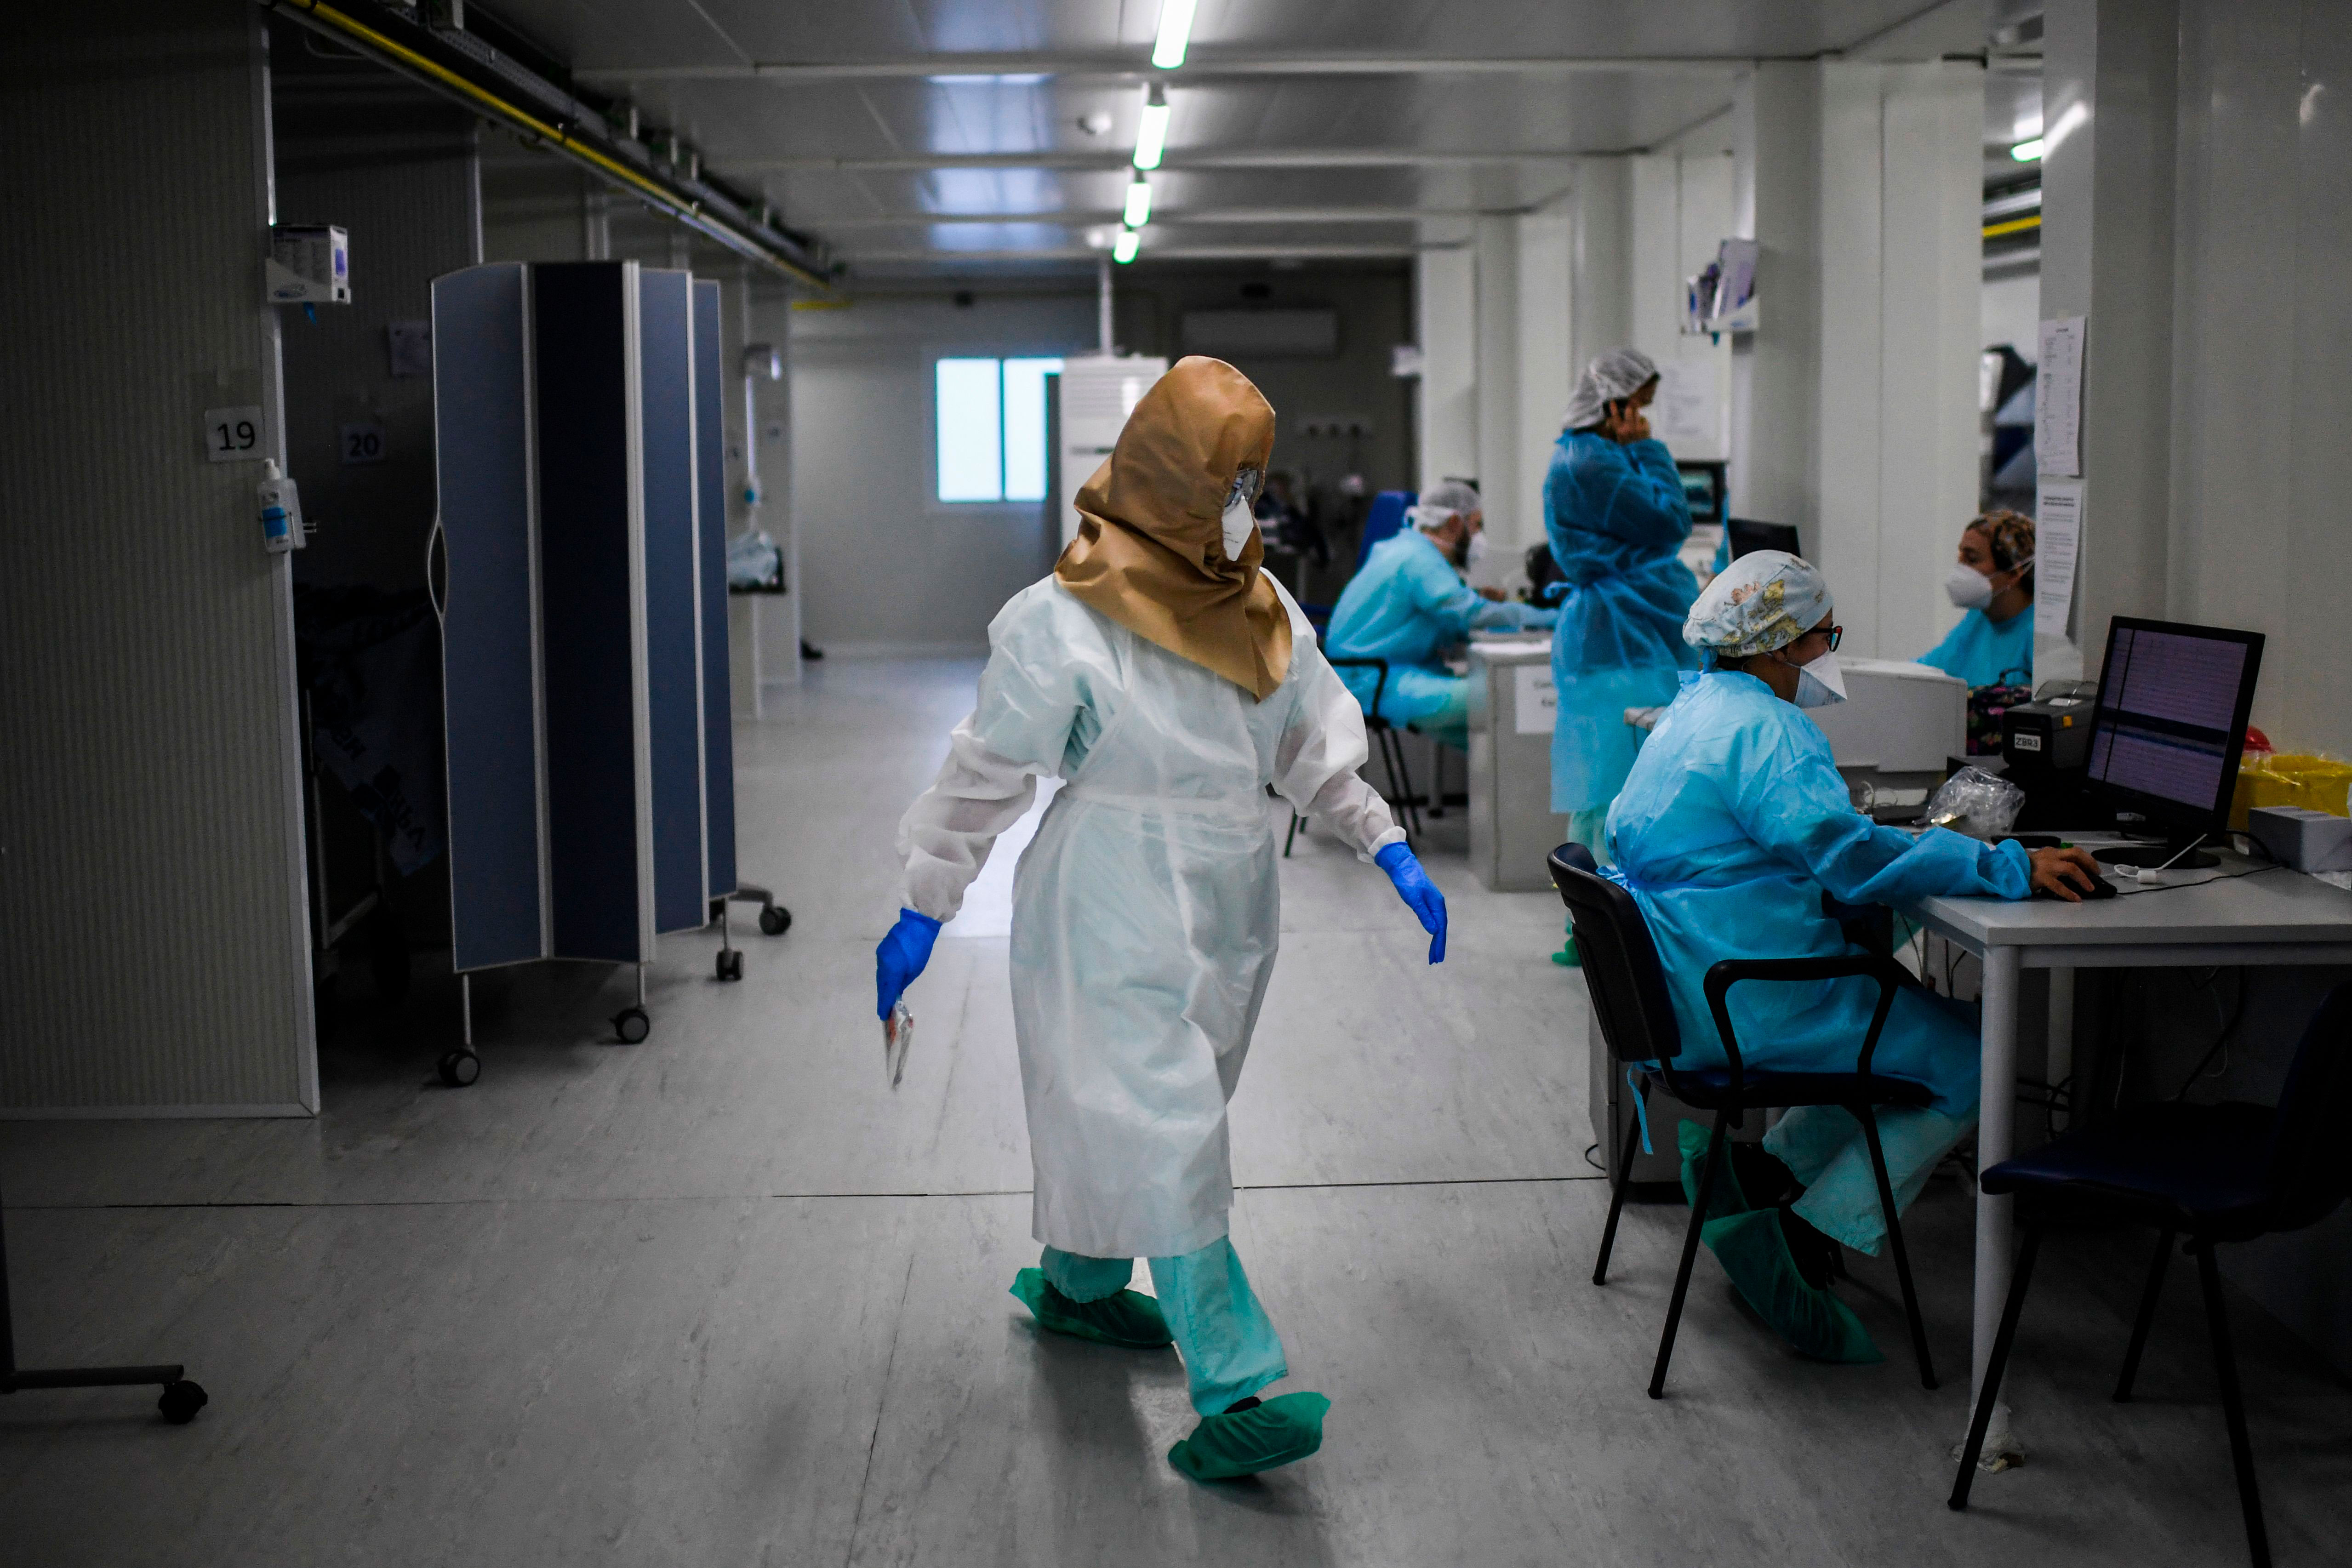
<box><xmin>899</xmin><ymin>575</ymin><xmax>1403</xmax><ymax>1258</ymax></box>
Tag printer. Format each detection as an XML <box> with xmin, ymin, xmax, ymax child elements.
<box><xmin>1802</xmin><ymin>659</ymin><xmax>1968</xmax><ymax>796</ymax></box>
<box><xmin>1998</xmin><ymin>679</ymin><xmax>2102</xmax><ymax>829</ymax></box>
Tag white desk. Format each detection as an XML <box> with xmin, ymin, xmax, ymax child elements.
<box><xmin>1907</xmin><ymin>858</ymin><xmax>2352</xmax><ymax>1449</ymax></box>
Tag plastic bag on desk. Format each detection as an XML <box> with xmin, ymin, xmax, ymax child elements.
<box><xmin>1921</xmin><ymin>765</ymin><xmax>2025</xmax><ymax>839</ymax></box>
<box><xmin>726</xmin><ymin>529</ymin><xmax>783</xmax><ymax>592</ymax></box>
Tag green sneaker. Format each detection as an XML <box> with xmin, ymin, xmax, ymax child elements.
<box><xmin>1677</xmin><ymin>1118</ymin><xmax>1752</xmax><ymax>1222</ymax></box>
<box><xmin>1008</xmin><ymin>1268</ymin><xmax>1173</xmax><ymax>1349</ymax></box>
<box><xmin>1167</xmin><ymin>1391</ymin><xmax>1331</xmax><ymax>1481</ymax></box>
<box><xmin>1701</xmin><ymin>1208</ymin><xmax>1882</xmax><ymax>1364</ymax></box>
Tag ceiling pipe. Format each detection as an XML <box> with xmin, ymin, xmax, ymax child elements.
<box><xmin>807</xmin><ymin>206</ymin><xmax>1495</xmax><ymax>228</ymax></box>
<box><xmin>731</xmin><ymin>148</ymin><xmax>1597</xmax><ymax>174</ymax></box>
<box><xmin>574</xmin><ymin>51</ymin><xmax>1771</xmax><ymax>86</ymax></box>
<box><xmin>262</xmin><ymin>0</ymin><xmax>833</xmax><ymax>289</ymax></box>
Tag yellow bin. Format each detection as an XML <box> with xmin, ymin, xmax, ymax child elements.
<box><xmin>2230</xmin><ymin>753</ymin><xmax>2352</xmax><ymax>830</ymax></box>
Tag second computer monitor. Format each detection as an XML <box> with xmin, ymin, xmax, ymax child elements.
<box><xmin>2084</xmin><ymin>616</ymin><xmax>2264</xmax><ymax>853</ymax></box>
<box><xmin>1726</xmin><ymin>519</ymin><xmax>1802</xmax><ymax>561</ymax></box>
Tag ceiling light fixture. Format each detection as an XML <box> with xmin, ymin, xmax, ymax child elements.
<box><xmin>1133</xmin><ymin>83</ymin><xmax>1170</xmax><ymax>171</ymax></box>
<box><xmin>2009</xmin><ymin>137</ymin><xmax>2044</xmax><ymax>161</ymax></box>
<box><xmin>1124</xmin><ymin>176</ymin><xmax>1153</xmax><ymax>228</ymax></box>
<box><xmin>1152</xmin><ymin>0</ymin><xmax>1197</xmax><ymax>70</ymax></box>
<box><xmin>1113</xmin><ymin>228</ymin><xmax>1141</xmax><ymax>263</ymax></box>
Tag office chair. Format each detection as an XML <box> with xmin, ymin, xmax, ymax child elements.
<box><xmin>1549</xmin><ymin>843</ymin><xmax>1938</xmax><ymax>1397</ymax></box>
<box><xmin>1950</xmin><ymin>981</ymin><xmax>2352</xmax><ymax>1568</ymax></box>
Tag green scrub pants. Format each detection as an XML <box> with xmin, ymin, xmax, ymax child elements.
<box><xmin>1042</xmin><ymin>1236</ymin><xmax>1287</xmax><ymax>1415</ymax></box>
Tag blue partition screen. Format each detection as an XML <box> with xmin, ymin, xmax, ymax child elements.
<box><xmin>434</xmin><ymin>263</ymin><xmax>545</xmax><ymax>972</ymax></box>
<box><xmin>691</xmin><ymin>279</ymin><xmax>738</xmax><ymax>898</ymax></box>
<box><xmin>639</xmin><ymin>270</ymin><xmax>708</xmax><ymax>934</ymax></box>
<box><xmin>532</xmin><ymin>263</ymin><xmax>646</xmax><ymax>962</ymax></box>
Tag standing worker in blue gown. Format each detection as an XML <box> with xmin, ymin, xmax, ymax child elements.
<box><xmin>1604</xmin><ymin>550</ymin><xmax>2101</xmax><ymax>1360</ymax></box>
<box><xmin>875</xmin><ymin>357</ymin><xmax>1449</xmax><ymax>1482</ymax></box>
<box><xmin>1545</xmin><ymin>349</ymin><xmax>1702</xmax><ymax>867</ymax></box>
<box><xmin>1919</xmin><ymin>509</ymin><xmax>2036</xmax><ymax>688</ymax></box>
<box><xmin>1324</xmin><ymin>480</ymin><xmax>1557</xmax><ymax>750</ymax></box>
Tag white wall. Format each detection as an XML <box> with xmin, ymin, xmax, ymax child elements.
<box><xmin>1724</xmin><ymin>60</ymin><xmax>1985</xmax><ymax>661</ymax></box>
<box><xmin>1473</xmin><ymin>216</ymin><xmax>1524</xmax><ymax>553</ymax></box>
<box><xmin>789</xmin><ymin>294</ymin><xmax>1099</xmax><ymax>655</ymax></box>
<box><xmin>1980</xmin><ymin>268</ymin><xmax>2040</xmax><ymax>356</ymax></box>
<box><xmin>1628</xmin><ymin>150</ymin><xmax>1735</xmax><ymax>464</ymax></box>
<box><xmin>0</xmin><ymin>0</ymin><xmax>316</xmax><ymax>1113</ymax></box>
<box><xmin>1414</xmin><ymin>248</ymin><xmax>1478</xmax><ymax>491</ymax></box>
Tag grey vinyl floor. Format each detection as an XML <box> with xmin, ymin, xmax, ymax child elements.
<box><xmin>4</xmin><ymin>658</ymin><xmax>2347</xmax><ymax>1567</ymax></box>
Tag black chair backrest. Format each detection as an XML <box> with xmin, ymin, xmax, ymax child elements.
<box><xmin>1548</xmin><ymin>843</ymin><xmax>1682</xmax><ymax>1067</ymax></box>
<box><xmin>2262</xmin><ymin>981</ymin><xmax>2352</xmax><ymax>1231</ymax></box>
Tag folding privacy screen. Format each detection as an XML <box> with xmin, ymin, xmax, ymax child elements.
<box><xmin>430</xmin><ymin>261</ymin><xmax>770</xmax><ymax>1086</ymax></box>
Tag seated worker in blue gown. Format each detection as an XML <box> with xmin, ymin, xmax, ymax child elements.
<box><xmin>1324</xmin><ymin>480</ymin><xmax>1555</xmax><ymax>750</ymax></box>
<box><xmin>1604</xmin><ymin>549</ymin><xmax>2101</xmax><ymax>1361</ymax></box>
<box><xmin>1919</xmin><ymin>508</ymin><xmax>2036</xmax><ymax>688</ymax></box>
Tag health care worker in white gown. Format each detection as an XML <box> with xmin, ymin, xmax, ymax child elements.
<box><xmin>1606</xmin><ymin>550</ymin><xmax>2100</xmax><ymax>1361</ymax></box>
<box><xmin>874</xmin><ymin>357</ymin><xmax>1449</xmax><ymax>1482</ymax></box>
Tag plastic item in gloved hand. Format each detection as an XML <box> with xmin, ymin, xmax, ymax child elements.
<box><xmin>874</xmin><ymin>907</ymin><xmax>941</xmax><ymax>1020</ymax></box>
<box><xmin>1702</xmin><ymin>1207</ymin><xmax>1882</xmax><ymax>1364</ymax></box>
<box><xmin>1008</xmin><ymin>1268</ymin><xmax>1174</xmax><ymax>1349</ymax></box>
<box><xmin>882</xmin><ymin>998</ymin><xmax>914</xmax><ymax>1089</ymax></box>
<box><xmin>1166</xmin><ymin>1390</ymin><xmax>1331</xmax><ymax>1481</ymax></box>
<box><xmin>1374</xmin><ymin>842</ymin><xmax>1447</xmax><ymax>963</ymax></box>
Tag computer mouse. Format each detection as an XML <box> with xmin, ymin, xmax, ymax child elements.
<box><xmin>2032</xmin><ymin>874</ymin><xmax>2118</xmax><ymax>901</ymax></box>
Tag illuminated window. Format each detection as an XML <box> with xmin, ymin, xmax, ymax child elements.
<box><xmin>936</xmin><ymin>355</ymin><xmax>1064</xmax><ymax>502</ymax></box>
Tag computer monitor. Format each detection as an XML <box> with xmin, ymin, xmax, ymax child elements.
<box><xmin>2083</xmin><ymin>616</ymin><xmax>2264</xmax><ymax>867</ymax></box>
<box><xmin>1726</xmin><ymin>519</ymin><xmax>1802</xmax><ymax>560</ymax></box>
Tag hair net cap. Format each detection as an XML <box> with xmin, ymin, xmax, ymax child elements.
<box><xmin>1411</xmin><ymin>479</ymin><xmax>1483</xmax><ymax>531</ymax></box>
<box><xmin>1683</xmin><ymin>549</ymin><xmax>1832</xmax><ymax>657</ymax></box>
<box><xmin>1561</xmin><ymin>348</ymin><xmax>1661</xmax><ymax>432</ymax></box>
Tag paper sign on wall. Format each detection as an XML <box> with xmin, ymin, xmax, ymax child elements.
<box><xmin>2035</xmin><ymin>316</ymin><xmax>2085</xmax><ymax>477</ymax></box>
<box><xmin>2034</xmin><ymin>481</ymin><xmax>2081</xmax><ymax>639</ymax></box>
<box><xmin>1514</xmin><ymin>664</ymin><xmax>1558</xmax><ymax>734</ymax></box>
<box><xmin>1652</xmin><ymin>358</ymin><xmax>1720</xmax><ymax>448</ymax></box>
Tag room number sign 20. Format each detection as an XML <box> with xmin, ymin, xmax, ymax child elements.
<box><xmin>205</xmin><ymin>405</ymin><xmax>264</xmax><ymax>463</ymax></box>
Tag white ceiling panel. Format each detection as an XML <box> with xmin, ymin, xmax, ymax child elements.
<box><xmin>461</xmin><ymin>0</ymin><xmax>2005</xmax><ymax>276</ymax></box>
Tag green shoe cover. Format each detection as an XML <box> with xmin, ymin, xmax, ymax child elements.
<box><xmin>1551</xmin><ymin>945</ymin><xmax>1582</xmax><ymax>967</ymax></box>
<box><xmin>1167</xmin><ymin>1391</ymin><xmax>1331</xmax><ymax>1481</ymax></box>
<box><xmin>1677</xmin><ymin>1119</ymin><xmax>1753</xmax><ymax>1221</ymax></box>
<box><xmin>1701</xmin><ymin>1209</ymin><xmax>1882</xmax><ymax>1365</ymax></box>
<box><xmin>1009</xmin><ymin>1268</ymin><xmax>1174</xmax><ymax>1349</ymax></box>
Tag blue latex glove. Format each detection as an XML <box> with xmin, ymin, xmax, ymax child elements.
<box><xmin>875</xmin><ymin>908</ymin><xmax>942</xmax><ymax>1019</ymax></box>
<box><xmin>1375</xmin><ymin>841</ymin><xmax>1447</xmax><ymax>964</ymax></box>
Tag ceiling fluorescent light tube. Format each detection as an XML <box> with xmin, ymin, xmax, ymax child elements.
<box><xmin>2010</xmin><ymin>137</ymin><xmax>2044</xmax><ymax>161</ymax></box>
<box><xmin>1113</xmin><ymin>228</ymin><xmax>1141</xmax><ymax>263</ymax></box>
<box><xmin>1124</xmin><ymin>177</ymin><xmax>1153</xmax><ymax>228</ymax></box>
<box><xmin>1134</xmin><ymin>84</ymin><xmax>1169</xmax><ymax>171</ymax></box>
<box><xmin>1153</xmin><ymin>0</ymin><xmax>1198</xmax><ymax>69</ymax></box>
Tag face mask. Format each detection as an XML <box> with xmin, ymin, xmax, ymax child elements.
<box><xmin>1787</xmin><ymin>647</ymin><xmax>1847</xmax><ymax>709</ymax></box>
<box><xmin>1221</xmin><ymin>468</ymin><xmax>1264</xmax><ymax>561</ymax></box>
<box><xmin>1464</xmin><ymin>531</ymin><xmax>1489</xmax><ymax>572</ymax></box>
<box><xmin>1944</xmin><ymin>563</ymin><xmax>1995</xmax><ymax>609</ymax></box>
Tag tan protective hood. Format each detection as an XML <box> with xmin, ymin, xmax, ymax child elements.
<box><xmin>1054</xmin><ymin>356</ymin><xmax>1292</xmax><ymax>701</ymax></box>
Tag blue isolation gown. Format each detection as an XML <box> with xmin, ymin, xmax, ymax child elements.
<box><xmin>1326</xmin><ymin>530</ymin><xmax>1554</xmax><ymax>747</ymax></box>
<box><xmin>1919</xmin><ymin>604</ymin><xmax>2035</xmax><ymax>688</ymax></box>
<box><xmin>1545</xmin><ymin>433</ymin><xmax>1701</xmax><ymax>818</ymax></box>
<box><xmin>1606</xmin><ymin>669</ymin><xmax>2033</xmax><ymax>1252</ymax></box>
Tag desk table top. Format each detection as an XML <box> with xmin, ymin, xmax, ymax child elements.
<box><xmin>1908</xmin><ymin>857</ymin><xmax>2352</xmax><ymax>951</ymax></box>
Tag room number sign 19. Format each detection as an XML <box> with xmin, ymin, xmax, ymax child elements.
<box><xmin>204</xmin><ymin>405</ymin><xmax>264</xmax><ymax>463</ymax></box>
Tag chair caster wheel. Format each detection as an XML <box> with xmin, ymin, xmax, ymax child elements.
<box><xmin>437</xmin><ymin>1049</ymin><xmax>480</xmax><ymax>1087</ymax></box>
<box><xmin>614</xmin><ymin>1007</ymin><xmax>651</xmax><ymax>1044</ymax></box>
<box><xmin>716</xmin><ymin>949</ymin><xmax>743</xmax><ymax>982</ymax></box>
<box><xmin>758</xmin><ymin>905</ymin><xmax>791</xmax><ymax>936</ymax></box>
<box><xmin>158</xmin><ymin>1379</ymin><xmax>209</xmax><ymax>1425</ymax></box>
